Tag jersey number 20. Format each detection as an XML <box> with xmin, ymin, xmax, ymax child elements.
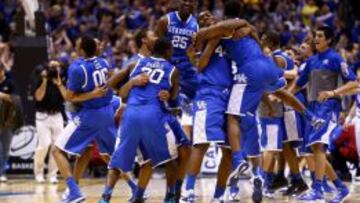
<box><xmin>93</xmin><ymin>69</ymin><xmax>108</xmax><ymax>87</ymax></box>
<box><xmin>141</xmin><ymin>67</ymin><xmax>164</xmax><ymax>84</ymax></box>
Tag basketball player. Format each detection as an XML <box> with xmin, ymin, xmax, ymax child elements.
<box><xmin>52</xmin><ymin>36</ymin><xmax>116</xmax><ymax>203</ymax></box>
<box><xmin>260</xmin><ymin>31</ymin><xmax>308</xmax><ymax>196</ymax></box>
<box><xmin>99</xmin><ymin>37</ymin><xmax>179</xmax><ymax>203</ymax></box>
<box><xmin>59</xmin><ymin>38</ymin><xmax>139</xmax><ymax>202</ymax></box>
<box><xmin>182</xmin><ymin>11</ymin><xmax>233</xmax><ymax>203</ymax></box>
<box><xmin>156</xmin><ymin>0</ymin><xmax>199</xmax><ymax>198</ymax></box>
<box><xmin>107</xmin><ymin>28</ymin><xmax>187</xmax><ymax>202</ymax></box>
<box><xmin>193</xmin><ymin>0</ymin><xmax>323</xmax><ymax>191</ymax></box>
<box><xmin>293</xmin><ymin>26</ymin><xmax>357</xmax><ymax>203</ymax></box>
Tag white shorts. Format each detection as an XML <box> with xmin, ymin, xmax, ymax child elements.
<box><xmin>181</xmin><ymin>111</ymin><xmax>193</xmax><ymax>126</ymax></box>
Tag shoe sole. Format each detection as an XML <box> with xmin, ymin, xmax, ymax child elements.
<box><xmin>68</xmin><ymin>196</ymin><xmax>86</xmax><ymax>203</ymax></box>
<box><xmin>227</xmin><ymin>162</ymin><xmax>249</xmax><ymax>185</ymax></box>
<box><xmin>335</xmin><ymin>193</ymin><xmax>350</xmax><ymax>203</ymax></box>
<box><xmin>252</xmin><ymin>178</ymin><xmax>263</xmax><ymax>203</ymax></box>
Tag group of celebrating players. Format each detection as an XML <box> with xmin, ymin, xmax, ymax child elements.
<box><xmin>50</xmin><ymin>0</ymin><xmax>360</xmax><ymax>203</ymax></box>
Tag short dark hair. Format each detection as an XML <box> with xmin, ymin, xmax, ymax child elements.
<box><xmin>134</xmin><ymin>28</ymin><xmax>147</xmax><ymax>49</ymax></box>
<box><xmin>263</xmin><ymin>31</ymin><xmax>280</xmax><ymax>48</ymax></box>
<box><xmin>224</xmin><ymin>0</ymin><xmax>243</xmax><ymax>18</ymax></box>
<box><xmin>152</xmin><ymin>37</ymin><xmax>172</xmax><ymax>57</ymax></box>
<box><xmin>80</xmin><ymin>36</ymin><xmax>97</xmax><ymax>57</ymax></box>
<box><xmin>317</xmin><ymin>26</ymin><xmax>334</xmax><ymax>45</ymax></box>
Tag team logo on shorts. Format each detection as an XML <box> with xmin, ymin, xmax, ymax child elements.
<box><xmin>234</xmin><ymin>73</ymin><xmax>247</xmax><ymax>84</ymax></box>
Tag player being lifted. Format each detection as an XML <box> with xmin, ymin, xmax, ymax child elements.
<box><xmin>156</xmin><ymin>0</ymin><xmax>199</xmax><ymax>199</ymax></box>
<box><xmin>193</xmin><ymin>0</ymin><xmax>323</xmax><ymax>191</ymax></box>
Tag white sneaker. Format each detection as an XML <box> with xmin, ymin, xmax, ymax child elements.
<box><xmin>210</xmin><ymin>196</ymin><xmax>224</xmax><ymax>203</ymax></box>
<box><xmin>35</xmin><ymin>175</ymin><xmax>45</xmax><ymax>183</ymax></box>
<box><xmin>355</xmin><ymin>176</ymin><xmax>360</xmax><ymax>182</ymax></box>
<box><xmin>0</xmin><ymin>175</ymin><xmax>7</xmax><ymax>182</ymax></box>
<box><xmin>61</xmin><ymin>188</ymin><xmax>69</xmax><ymax>201</ymax></box>
<box><xmin>49</xmin><ymin>176</ymin><xmax>58</xmax><ymax>184</ymax></box>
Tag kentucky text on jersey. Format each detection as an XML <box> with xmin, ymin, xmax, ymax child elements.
<box><xmin>166</xmin><ymin>11</ymin><xmax>199</xmax><ymax>59</ymax></box>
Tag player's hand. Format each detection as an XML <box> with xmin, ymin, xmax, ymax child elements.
<box><xmin>268</xmin><ymin>94</ymin><xmax>281</xmax><ymax>102</ymax></box>
<box><xmin>193</xmin><ymin>33</ymin><xmax>205</xmax><ymax>52</ymax></box>
<box><xmin>92</xmin><ymin>86</ymin><xmax>108</xmax><ymax>98</ymax></box>
<box><xmin>158</xmin><ymin>90</ymin><xmax>171</xmax><ymax>101</ymax></box>
<box><xmin>318</xmin><ymin>91</ymin><xmax>335</xmax><ymax>102</ymax></box>
<box><xmin>132</xmin><ymin>73</ymin><xmax>149</xmax><ymax>86</ymax></box>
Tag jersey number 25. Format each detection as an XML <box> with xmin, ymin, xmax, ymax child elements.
<box><xmin>172</xmin><ymin>35</ymin><xmax>187</xmax><ymax>49</ymax></box>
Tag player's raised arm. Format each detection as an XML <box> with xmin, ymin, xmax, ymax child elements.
<box><xmin>197</xmin><ymin>39</ymin><xmax>219</xmax><ymax>71</ymax></box>
<box><xmin>155</xmin><ymin>16</ymin><xmax>168</xmax><ymax>37</ymax></box>
<box><xmin>107</xmin><ymin>62</ymin><xmax>136</xmax><ymax>89</ymax></box>
<box><xmin>232</xmin><ymin>24</ymin><xmax>261</xmax><ymax>44</ymax></box>
<box><xmin>170</xmin><ymin>68</ymin><xmax>180</xmax><ymax>102</ymax></box>
<box><xmin>194</xmin><ymin>19</ymin><xmax>249</xmax><ymax>49</ymax></box>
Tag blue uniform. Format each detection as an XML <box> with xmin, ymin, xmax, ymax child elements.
<box><xmin>223</xmin><ymin>37</ymin><xmax>282</xmax><ymax>157</ymax></box>
<box><xmin>109</xmin><ymin>57</ymin><xmax>177</xmax><ymax>172</ymax></box>
<box><xmin>55</xmin><ymin>57</ymin><xmax>116</xmax><ymax>156</ymax></box>
<box><xmin>224</xmin><ymin>37</ymin><xmax>287</xmax><ymax>117</ymax></box>
<box><xmin>274</xmin><ymin>50</ymin><xmax>304</xmax><ymax>145</ymax></box>
<box><xmin>165</xmin><ymin>11</ymin><xmax>199</xmax><ymax>116</ymax></box>
<box><xmin>193</xmin><ymin>44</ymin><xmax>232</xmax><ymax>145</ymax></box>
<box><xmin>297</xmin><ymin>48</ymin><xmax>356</xmax><ymax>148</ymax></box>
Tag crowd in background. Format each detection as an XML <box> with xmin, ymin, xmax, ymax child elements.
<box><xmin>0</xmin><ymin>0</ymin><xmax>359</xmax><ymax>73</ymax></box>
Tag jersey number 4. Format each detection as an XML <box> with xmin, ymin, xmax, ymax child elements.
<box><xmin>172</xmin><ymin>35</ymin><xmax>187</xmax><ymax>49</ymax></box>
<box><xmin>93</xmin><ymin>69</ymin><xmax>108</xmax><ymax>87</ymax></box>
<box><xmin>141</xmin><ymin>67</ymin><xmax>165</xmax><ymax>84</ymax></box>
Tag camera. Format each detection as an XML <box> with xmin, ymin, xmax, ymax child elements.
<box><xmin>47</xmin><ymin>67</ymin><xmax>58</xmax><ymax>79</ymax></box>
<box><xmin>47</xmin><ymin>60</ymin><xmax>61</xmax><ymax>79</ymax></box>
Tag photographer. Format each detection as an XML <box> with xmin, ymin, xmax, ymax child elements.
<box><xmin>33</xmin><ymin>60</ymin><xmax>67</xmax><ymax>184</ymax></box>
<box><xmin>0</xmin><ymin>63</ymin><xmax>15</xmax><ymax>182</ymax></box>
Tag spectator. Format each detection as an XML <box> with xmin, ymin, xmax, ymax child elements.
<box><xmin>0</xmin><ymin>62</ymin><xmax>15</xmax><ymax>182</ymax></box>
<box><xmin>33</xmin><ymin>60</ymin><xmax>67</xmax><ymax>184</ymax></box>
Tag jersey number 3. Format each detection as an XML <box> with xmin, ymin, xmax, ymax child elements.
<box><xmin>93</xmin><ymin>69</ymin><xmax>108</xmax><ymax>87</ymax></box>
<box><xmin>141</xmin><ymin>67</ymin><xmax>164</xmax><ymax>84</ymax></box>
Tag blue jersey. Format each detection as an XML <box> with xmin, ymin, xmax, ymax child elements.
<box><xmin>198</xmin><ymin>44</ymin><xmax>232</xmax><ymax>89</ymax></box>
<box><xmin>127</xmin><ymin>57</ymin><xmax>175</xmax><ymax>107</ymax></box>
<box><xmin>111</xmin><ymin>96</ymin><xmax>121</xmax><ymax>112</ymax></box>
<box><xmin>165</xmin><ymin>11</ymin><xmax>198</xmax><ymax>75</ymax></box>
<box><xmin>67</xmin><ymin>57</ymin><xmax>113</xmax><ymax>109</ymax></box>
<box><xmin>273</xmin><ymin>49</ymin><xmax>294</xmax><ymax>70</ymax></box>
<box><xmin>353</xmin><ymin>63</ymin><xmax>360</xmax><ymax>108</ymax></box>
<box><xmin>297</xmin><ymin>48</ymin><xmax>356</xmax><ymax>87</ymax></box>
<box><xmin>221</xmin><ymin>36</ymin><xmax>263</xmax><ymax>68</ymax></box>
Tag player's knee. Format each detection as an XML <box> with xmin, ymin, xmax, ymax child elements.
<box><xmin>311</xmin><ymin>143</ymin><xmax>324</xmax><ymax>153</ymax></box>
<box><xmin>193</xmin><ymin>144</ymin><xmax>209</xmax><ymax>153</ymax></box>
<box><xmin>51</xmin><ymin>145</ymin><xmax>61</xmax><ymax>157</ymax></box>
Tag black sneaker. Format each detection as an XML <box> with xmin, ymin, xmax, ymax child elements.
<box><xmin>272</xmin><ymin>175</ymin><xmax>288</xmax><ymax>190</ymax></box>
<box><xmin>252</xmin><ymin>177</ymin><xmax>263</xmax><ymax>203</ymax></box>
<box><xmin>128</xmin><ymin>197</ymin><xmax>145</xmax><ymax>203</ymax></box>
<box><xmin>282</xmin><ymin>179</ymin><xmax>308</xmax><ymax>196</ymax></box>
